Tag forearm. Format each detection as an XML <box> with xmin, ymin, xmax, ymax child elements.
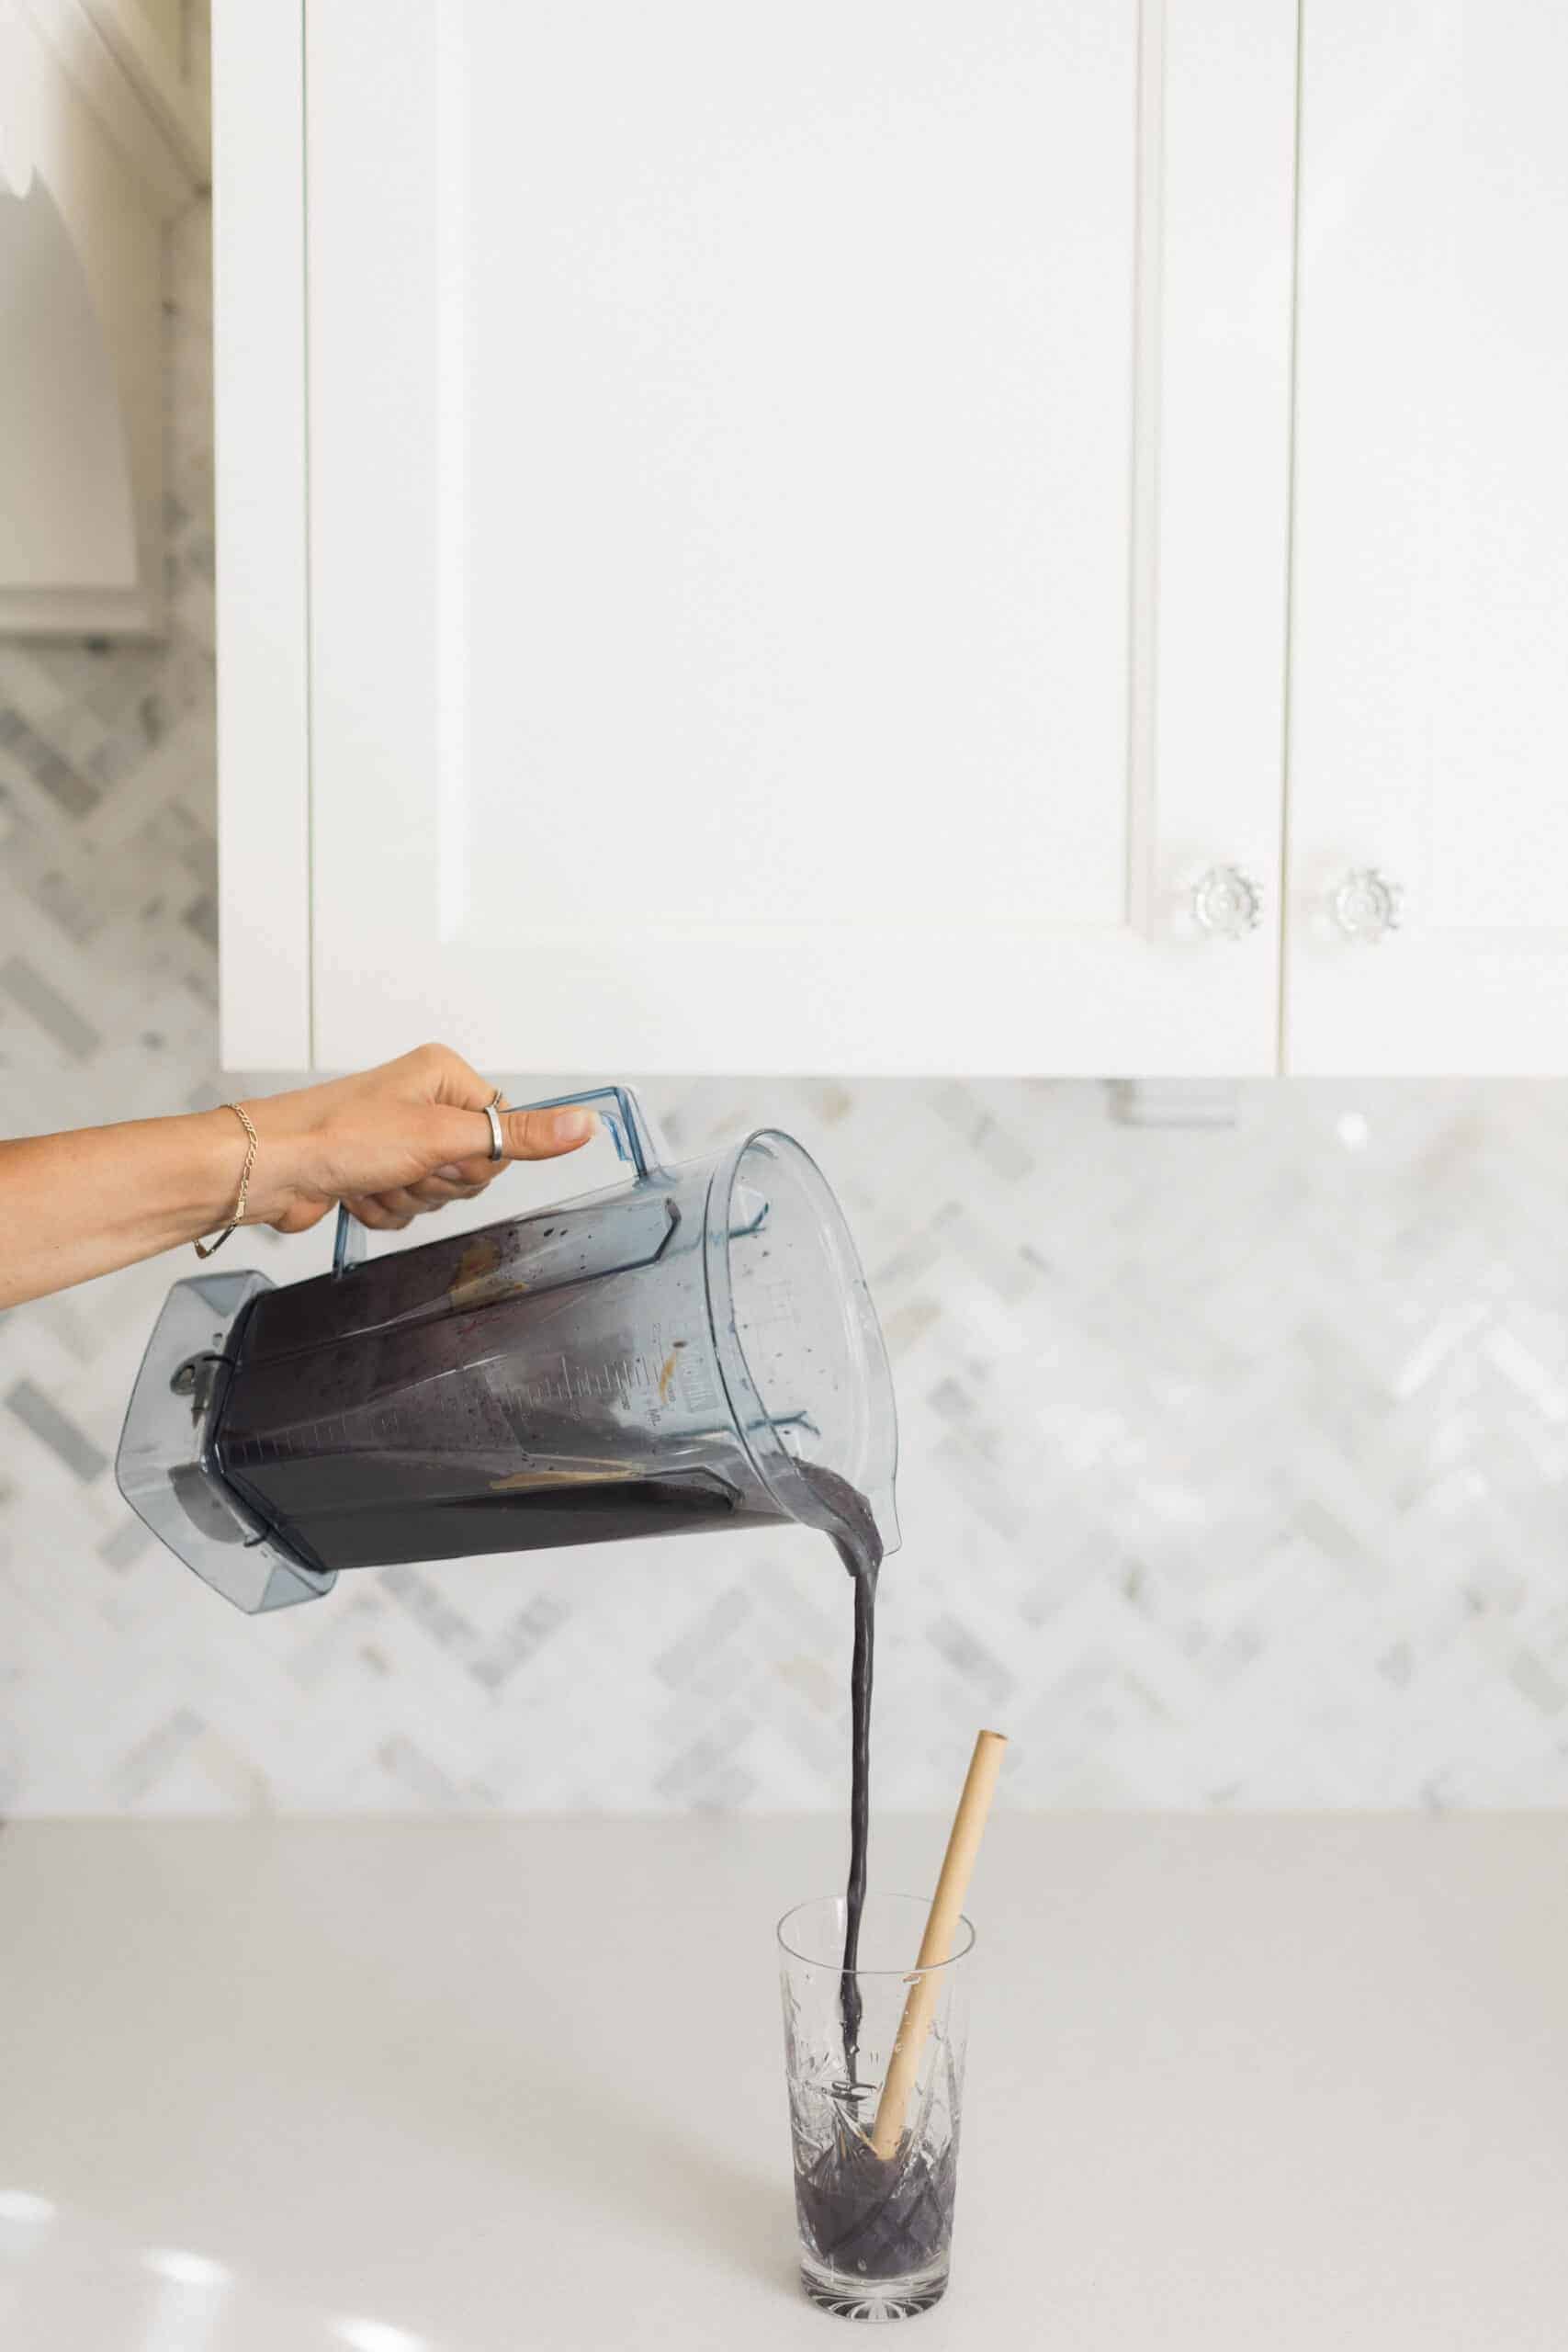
<box><xmin>0</xmin><ymin>1046</ymin><xmax>593</xmax><ymax>1312</ymax></box>
<box><xmin>0</xmin><ymin>1106</ymin><xmax>296</xmax><ymax>1307</ymax></box>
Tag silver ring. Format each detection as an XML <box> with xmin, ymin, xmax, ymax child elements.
<box><xmin>483</xmin><ymin>1097</ymin><xmax>505</xmax><ymax>1162</ymax></box>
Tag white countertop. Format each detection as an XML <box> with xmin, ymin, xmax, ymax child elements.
<box><xmin>3</xmin><ymin>1814</ymin><xmax>1567</xmax><ymax>2351</ymax></box>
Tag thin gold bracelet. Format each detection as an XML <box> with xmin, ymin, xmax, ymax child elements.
<box><xmin>194</xmin><ymin>1102</ymin><xmax>260</xmax><ymax>1259</ymax></box>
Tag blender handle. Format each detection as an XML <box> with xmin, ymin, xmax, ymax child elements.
<box><xmin>331</xmin><ymin>1083</ymin><xmax>668</xmax><ymax>1276</ymax></box>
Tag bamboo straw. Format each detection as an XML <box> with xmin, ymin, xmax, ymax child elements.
<box><xmin>868</xmin><ymin>1728</ymin><xmax>1007</xmax><ymax>2162</ymax></box>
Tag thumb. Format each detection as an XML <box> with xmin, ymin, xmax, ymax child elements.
<box><xmin>421</xmin><ymin>1101</ymin><xmax>598</xmax><ymax>1171</ymax></box>
<box><xmin>501</xmin><ymin>1103</ymin><xmax>599</xmax><ymax>1161</ymax></box>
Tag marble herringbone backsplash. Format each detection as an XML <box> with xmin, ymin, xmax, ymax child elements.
<box><xmin>5</xmin><ymin>200</ymin><xmax>1568</xmax><ymax>1815</ymax></box>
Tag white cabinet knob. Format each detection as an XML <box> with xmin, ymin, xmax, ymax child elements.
<box><xmin>1190</xmin><ymin>865</ymin><xmax>1263</xmax><ymax>941</ymax></box>
<box><xmin>1329</xmin><ymin>867</ymin><xmax>1403</xmax><ymax>943</ymax></box>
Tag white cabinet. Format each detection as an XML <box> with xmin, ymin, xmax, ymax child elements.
<box><xmin>216</xmin><ymin>0</ymin><xmax>1296</xmax><ymax>1075</ymax></box>
<box><xmin>214</xmin><ymin>0</ymin><xmax>1566</xmax><ymax>1077</ymax></box>
<box><xmin>1285</xmin><ymin>0</ymin><xmax>1568</xmax><ymax>1073</ymax></box>
<box><xmin>1</xmin><ymin>0</ymin><xmax>208</xmax><ymax>635</ymax></box>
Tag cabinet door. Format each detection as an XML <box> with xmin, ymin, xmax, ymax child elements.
<box><xmin>277</xmin><ymin>0</ymin><xmax>1293</xmax><ymax>1075</ymax></box>
<box><xmin>1288</xmin><ymin>0</ymin><xmax>1568</xmax><ymax>1072</ymax></box>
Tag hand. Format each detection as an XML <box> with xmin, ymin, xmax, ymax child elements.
<box><xmin>243</xmin><ymin>1044</ymin><xmax>598</xmax><ymax>1234</ymax></box>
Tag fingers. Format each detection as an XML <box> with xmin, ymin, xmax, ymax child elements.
<box><xmin>404</xmin><ymin>1173</ymin><xmax>484</xmax><ymax>1208</ymax></box>
<box><xmin>376</xmin><ymin>1189</ymin><xmax>430</xmax><ymax>1221</ymax></box>
<box><xmin>432</xmin><ymin>1156</ymin><xmax>495</xmax><ymax>1191</ymax></box>
<box><xmin>342</xmin><ymin>1194</ymin><xmax>413</xmax><ymax>1232</ymax></box>
<box><xmin>343</xmin><ymin>1170</ymin><xmax>490</xmax><ymax>1233</ymax></box>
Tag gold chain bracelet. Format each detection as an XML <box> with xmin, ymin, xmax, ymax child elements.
<box><xmin>194</xmin><ymin>1102</ymin><xmax>260</xmax><ymax>1259</ymax></box>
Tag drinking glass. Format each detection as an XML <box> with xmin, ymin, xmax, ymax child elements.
<box><xmin>777</xmin><ymin>1893</ymin><xmax>974</xmax><ymax>2322</ymax></box>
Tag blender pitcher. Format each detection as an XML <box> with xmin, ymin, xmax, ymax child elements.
<box><xmin>116</xmin><ymin>1087</ymin><xmax>899</xmax><ymax>1612</ymax></box>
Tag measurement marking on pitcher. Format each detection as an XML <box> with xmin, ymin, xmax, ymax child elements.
<box><xmin>510</xmin><ymin>1334</ymin><xmax>719</xmax><ymax>1422</ymax></box>
<box><xmin>520</xmin><ymin>1352</ymin><xmax>655</xmax><ymax>1412</ymax></box>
